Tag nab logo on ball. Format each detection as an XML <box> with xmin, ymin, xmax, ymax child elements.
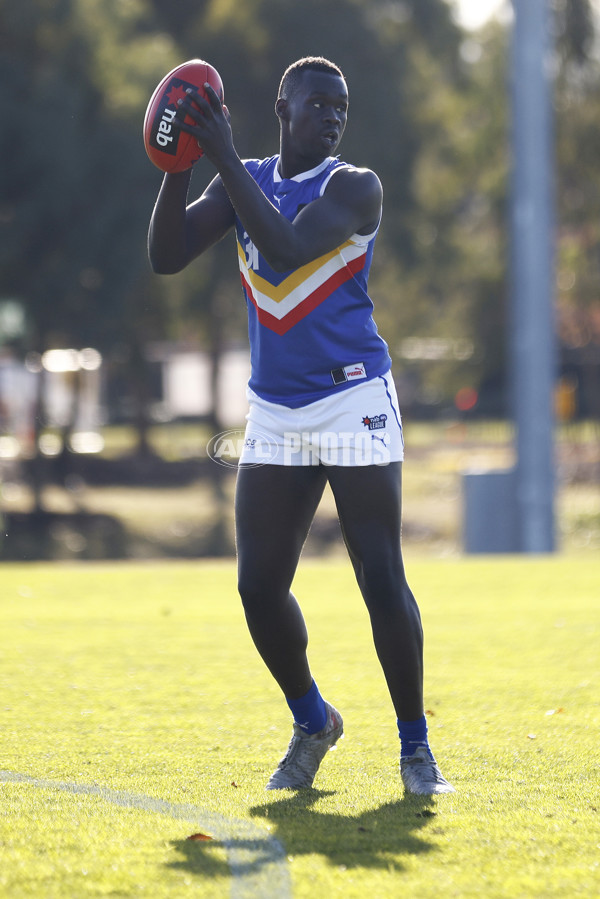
<box><xmin>143</xmin><ymin>60</ymin><xmax>224</xmax><ymax>173</ymax></box>
<box><xmin>149</xmin><ymin>78</ymin><xmax>194</xmax><ymax>158</ymax></box>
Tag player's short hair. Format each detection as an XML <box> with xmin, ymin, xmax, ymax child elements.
<box><xmin>278</xmin><ymin>57</ymin><xmax>345</xmax><ymax>101</ymax></box>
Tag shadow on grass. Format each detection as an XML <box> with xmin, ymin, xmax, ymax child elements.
<box><xmin>249</xmin><ymin>789</ymin><xmax>439</xmax><ymax>870</ymax></box>
<box><xmin>167</xmin><ymin>789</ymin><xmax>440</xmax><ymax>881</ymax></box>
<box><xmin>167</xmin><ymin>837</ymin><xmax>231</xmax><ymax>879</ymax></box>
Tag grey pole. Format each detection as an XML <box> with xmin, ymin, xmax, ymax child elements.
<box><xmin>510</xmin><ymin>0</ymin><xmax>556</xmax><ymax>552</ymax></box>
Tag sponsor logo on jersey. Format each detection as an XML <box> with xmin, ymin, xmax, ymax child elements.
<box><xmin>331</xmin><ymin>362</ymin><xmax>367</xmax><ymax>385</ymax></box>
<box><xmin>344</xmin><ymin>363</ymin><xmax>366</xmax><ymax>381</ymax></box>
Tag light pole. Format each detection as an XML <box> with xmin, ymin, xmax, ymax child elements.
<box><xmin>510</xmin><ymin>0</ymin><xmax>556</xmax><ymax>552</ymax></box>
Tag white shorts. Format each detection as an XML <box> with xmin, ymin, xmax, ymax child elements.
<box><xmin>239</xmin><ymin>372</ymin><xmax>404</xmax><ymax>467</ymax></box>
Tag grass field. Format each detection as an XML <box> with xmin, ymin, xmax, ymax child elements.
<box><xmin>1</xmin><ymin>557</ymin><xmax>599</xmax><ymax>897</ymax></box>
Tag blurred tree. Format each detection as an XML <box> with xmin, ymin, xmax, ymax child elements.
<box><xmin>378</xmin><ymin>0</ymin><xmax>600</xmax><ymax>419</ymax></box>
<box><xmin>0</xmin><ymin>0</ymin><xmax>166</xmax><ymax>351</ymax></box>
<box><xmin>554</xmin><ymin>0</ymin><xmax>595</xmax><ymax>63</ymax></box>
<box><xmin>0</xmin><ymin>0</ymin><xmax>182</xmax><ymax>469</ymax></box>
<box><xmin>374</xmin><ymin>19</ymin><xmax>512</xmax><ymax>415</ymax></box>
<box><xmin>552</xmin><ymin>0</ymin><xmax>600</xmax><ymax>418</ymax></box>
<box><xmin>1</xmin><ymin>0</ymin><xmax>598</xmax><ymax>443</ymax></box>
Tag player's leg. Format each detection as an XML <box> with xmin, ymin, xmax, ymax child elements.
<box><xmin>326</xmin><ymin>462</ymin><xmax>424</xmax><ymax>720</ymax></box>
<box><xmin>236</xmin><ymin>463</ymin><xmax>344</xmax><ymax>790</ymax></box>
<box><xmin>235</xmin><ymin>463</ymin><xmax>328</xmax><ymax>699</ymax></box>
<box><xmin>328</xmin><ymin>462</ymin><xmax>454</xmax><ymax>793</ymax></box>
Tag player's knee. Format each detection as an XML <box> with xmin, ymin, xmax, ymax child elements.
<box><xmin>237</xmin><ymin>568</ymin><xmax>282</xmax><ymax>615</ymax></box>
<box><xmin>237</xmin><ymin>571</ymin><xmax>262</xmax><ymax>610</ymax></box>
<box><xmin>357</xmin><ymin>555</ymin><xmax>414</xmax><ymax>614</ymax></box>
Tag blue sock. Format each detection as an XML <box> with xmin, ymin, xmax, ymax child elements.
<box><xmin>397</xmin><ymin>715</ymin><xmax>433</xmax><ymax>758</ymax></box>
<box><xmin>286</xmin><ymin>680</ymin><xmax>327</xmax><ymax>735</ymax></box>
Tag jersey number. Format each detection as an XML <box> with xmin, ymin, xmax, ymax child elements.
<box><xmin>244</xmin><ymin>233</ymin><xmax>260</xmax><ymax>271</ymax></box>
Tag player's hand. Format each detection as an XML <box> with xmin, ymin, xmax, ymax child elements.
<box><xmin>175</xmin><ymin>84</ymin><xmax>233</xmax><ymax>163</ymax></box>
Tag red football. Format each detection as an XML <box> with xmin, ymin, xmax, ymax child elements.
<box><xmin>143</xmin><ymin>60</ymin><xmax>224</xmax><ymax>173</ymax></box>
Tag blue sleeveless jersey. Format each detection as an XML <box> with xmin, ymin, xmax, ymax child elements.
<box><xmin>235</xmin><ymin>155</ymin><xmax>392</xmax><ymax>408</ymax></box>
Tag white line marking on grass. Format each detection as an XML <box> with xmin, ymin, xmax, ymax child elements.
<box><xmin>0</xmin><ymin>770</ymin><xmax>290</xmax><ymax>899</ymax></box>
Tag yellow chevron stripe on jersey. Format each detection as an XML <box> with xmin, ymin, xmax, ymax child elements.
<box><xmin>237</xmin><ymin>238</ymin><xmax>368</xmax><ymax>321</ymax></box>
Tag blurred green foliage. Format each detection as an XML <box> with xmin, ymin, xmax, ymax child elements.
<box><xmin>0</xmin><ymin>0</ymin><xmax>598</xmax><ymax>418</ymax></box>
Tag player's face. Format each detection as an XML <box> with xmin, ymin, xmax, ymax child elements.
<box><xmin>283</xmin><ymin>71</ymin><xmax>348</xmax><ymax>162</ymax></box>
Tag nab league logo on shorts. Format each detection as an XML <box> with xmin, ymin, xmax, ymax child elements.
<box><xmin>362</xmin><ymin>413</ymin><xmax>388</xmax><ymax>431</ymax></box>
<box><xmin>206</xmin><ymin>429</ymin><xmax>278</xmax><ymax>468</ymax></box>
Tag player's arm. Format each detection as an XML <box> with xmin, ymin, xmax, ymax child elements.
<box><xmin>289</xmin><ymin>165</ymin><xmax>382</xmax><ymax>258</ymax></box>
<box><xmin>220</xmin><ymin>158</ymin><xmax>381</xmax><ymax>271</ymax></box>
<box><xmin>176</xmin><ymin>86</ymin><xmax>382</xmax><ymax>272</ymax></box>
<box><xmin>148</xmin><ymin>169</ymin><xmax>235</xmax><ymax>275</ymax></box>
